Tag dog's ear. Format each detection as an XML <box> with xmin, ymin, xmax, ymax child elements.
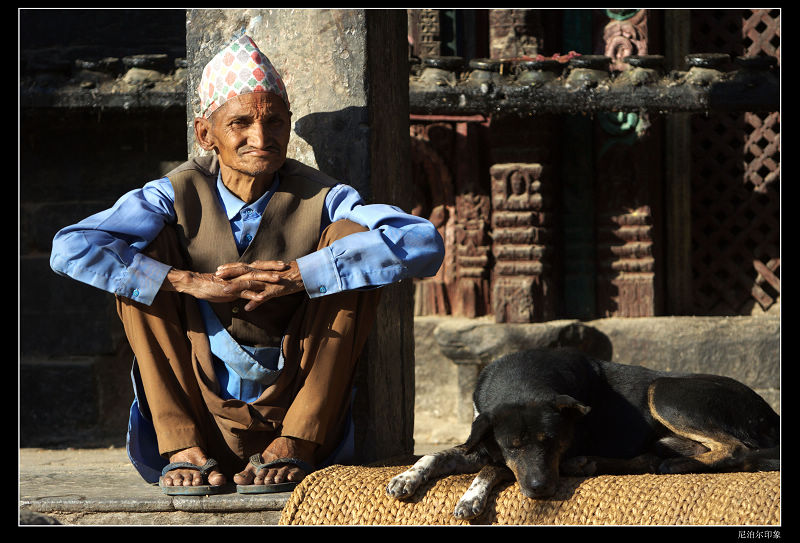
<box><xmin>554</xmin><ymin>394</ymin><xmax>591</xmax><ymax>416</ymax></box>
<box><xmin>464</xmin><ymin>413</ymin><xmax>493</xmax><ymax>453</ymax></box>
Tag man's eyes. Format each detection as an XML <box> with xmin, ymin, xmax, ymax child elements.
<box><xmin>229</xmin><ymin>118</ymin><xmax>283</xmax><ymax>127</ymax></box>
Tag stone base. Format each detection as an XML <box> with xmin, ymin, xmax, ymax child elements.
<box><xmin>414</xmin><ymin>315</ymin><xmax>780</xmax><ymax>443</ymax></box>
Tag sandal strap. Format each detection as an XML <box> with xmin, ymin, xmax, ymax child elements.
<box><xmin>248</xmin><ymin>454</ymin><xmax>314</xmax><ymax>475</ymax></box>
<box><xmin>161</xmin><ymin>458</ymin><xmax>219</xmax><ymax>477</ymax></box>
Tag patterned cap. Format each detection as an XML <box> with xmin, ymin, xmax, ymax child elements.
<box><xmin>198</xmin><ymin>34</ymin><xmax>289</xmax><ymax>118</ymax></box>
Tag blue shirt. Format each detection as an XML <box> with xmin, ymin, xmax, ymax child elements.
<box><xmin>51</xmin><ymin>172</ymin><xmax>444</xmax><ymax>307</ymax></box>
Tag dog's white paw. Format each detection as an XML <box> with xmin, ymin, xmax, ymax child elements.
<box><xmin>386</xmin><ymin>469</ymin><xmax>424</xmax><ymax>498</ymax></box>
<box><xmin>452</xmin><ymin>477</ymin><xmax>490</xmax><ymax>520</ymax></box>
<box><xmin>453</xmin><ymin>491</ymin><xmax>487</xmax><ymax>520</ymax></box>
<box><xmin>387</xmin><ymin>455</ymin><xmax>441</xmax><ymax>498</ymax></box>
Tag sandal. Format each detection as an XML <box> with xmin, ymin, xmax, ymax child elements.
<box><xmin>236</xmin><ymin>454</ymin><xmax>314</xmax><ymax>494</ymax></box>
<box><xmin>158</xmin><ymin>458</ymin><xmax>226</xmax><ymax>495</ymax></box>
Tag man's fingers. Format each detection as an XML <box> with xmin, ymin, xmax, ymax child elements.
<box><xmin>215</xmin><ymin>264</ymin><xmax>252</xmax><ymax>278</ymax></box>
<box><xmin>248</xmin><ymin>260</ymin><xmax>289</xmax><ymax>271</ymax></box>
<box><xmin>215</xmin><ymin>269</ymin><xmax>284</xmax><ymax>281</ymax></box>
<box><xmin>216</xmin><ymin>260</ymin><xmax>288</xmax><ymax>278</ymax></box>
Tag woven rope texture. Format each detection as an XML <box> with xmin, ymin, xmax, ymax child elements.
<box><xmin>279</xmin><ymin>462</ymin><xmax>780</xmax><ymax>525</ymax></box>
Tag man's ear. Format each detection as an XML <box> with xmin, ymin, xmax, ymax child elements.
<box><xmin>193</xmin><ymin>116</ymin><xmax>216</xmax><ymax>152</ymax></box>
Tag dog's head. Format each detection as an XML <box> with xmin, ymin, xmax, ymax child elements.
<box><xmin>465</xmin><ymin>395</ymin><xmax>591</xmax><ymax>498</ymax></box>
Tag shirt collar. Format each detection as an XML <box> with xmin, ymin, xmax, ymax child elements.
<box><xmin>215</xmin><ymin>171</ymin><xmax>279</xmax><ymax>220</ymax></box>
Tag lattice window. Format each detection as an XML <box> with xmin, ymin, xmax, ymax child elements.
<box><xmin>689</xmin><ymin>9</ymin><xmax>780</xmax><ymax>315</ymax></box>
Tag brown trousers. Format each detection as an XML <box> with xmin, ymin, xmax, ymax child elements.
<box><xmin>116</xmin><ymin>220</ymin><xmax>380</xmax><ymax>475</ymax></box>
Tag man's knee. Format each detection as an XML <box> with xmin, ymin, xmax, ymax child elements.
<box><xmin>143</xmin><ymin>225</ymin><xmax>186</xmax><ymax>267</ymax></box>
<box><xmin>319</xmin><ymin>219</ymin><xmax>368</xmax><ymax>246</ymax></box>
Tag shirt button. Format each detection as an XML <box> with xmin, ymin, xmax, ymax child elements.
<box><xmin>132</xmin><ymin>289</ymin><xmax>139</xmax><ymax>298</ymax></box>
<box><xmin>244</xmin><ymin>234</ymin><xmax>253</xmax><ymax>243</ymax></box>
<box><xmin>319</xmin><ymin>286</ymin><xmax>327</xmax><ymax>294</ymax></box>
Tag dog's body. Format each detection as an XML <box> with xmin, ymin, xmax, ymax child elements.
<box><xmin>387</xmin><ymin>349</ymin><xmax>780</xmax><ymax>520</ymax></box>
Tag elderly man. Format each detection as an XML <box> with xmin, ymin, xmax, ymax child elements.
<box><xmin>50</xmin><ymin>34</ymin><xmax>444</xmax><ymax>495</ymax></box>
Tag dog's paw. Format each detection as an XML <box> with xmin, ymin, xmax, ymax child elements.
<box><xmin>453</xmin><ymin>494</ymin><xmax>486</xmax><ymax>520</ymax></box>
<box><xmin>561</xmin><ymin>456</ymin><xmax>597</xmax><ymax>476</ymax></box>
<box><xmin>386</xmin><ymin>470</ymin><xmax>424</xmax><ymax>499</ymax></box>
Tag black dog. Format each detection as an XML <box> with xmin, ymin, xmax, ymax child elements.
<box><xmin>386</xmin><ymin>348</ymin><xmax>780</xmax><ymax>520</ymax></box>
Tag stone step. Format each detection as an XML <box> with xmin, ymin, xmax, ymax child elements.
<box><xmin>19</xmin><ymin>445</ymin><xmax>447</xmax><ymax>526</ymax></box>
<box><xmin>18</xmin><ymin>448</ymin><xmax>288</xmax><ymax>525</ymax></box>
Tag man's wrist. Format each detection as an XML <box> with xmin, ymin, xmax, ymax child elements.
<box><xmin>164</xmin><ymin>268</ymin><xmax>190</xmax><ymax>293</ymax></box>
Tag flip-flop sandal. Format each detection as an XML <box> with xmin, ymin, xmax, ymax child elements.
<box><xmin>158</xmin><ymin>458</ymin><xmax>225</xmax><ymax>495</ymax></box>
<box><xmin>236</xmin><ymin>454</ymin><xmax>314</xmax><ymax>494</ymax></box>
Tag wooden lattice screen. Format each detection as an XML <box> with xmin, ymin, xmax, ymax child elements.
<box><xmin>689</xmin><ymin>9</ymin><xmax>780</xmax><ymax>315</ymax></box>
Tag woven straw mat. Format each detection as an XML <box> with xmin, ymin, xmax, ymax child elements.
<box><xmin>279</xmin><ymin>460</ymin><xmax>780</xmax><ymax>525</ymax></box>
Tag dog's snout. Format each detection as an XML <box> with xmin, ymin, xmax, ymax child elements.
<box><xmin>521</xmin><ymin>476</ymin><xmax>557</xmax><ymax>498</ymax></box>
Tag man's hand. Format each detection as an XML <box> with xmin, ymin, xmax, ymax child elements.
<box><xmin>163</xmin><ymin>268</ymin><xmax>239</xmax><ymax>303</ymax></box>
<box><xmin>214</xmin><ymin>260</ymin><xmax>305</xmax><ymax>311</ymax></box>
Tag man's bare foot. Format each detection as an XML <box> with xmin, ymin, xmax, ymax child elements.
<box><xmin>160</xmin><ymin>446</ymin><xmax>227</xmax><ymax>487</ymax></box>
<box><xmin>234</xmin><ymin>436</ymin><xmax>317</xmax><ymax>486</ymax></box>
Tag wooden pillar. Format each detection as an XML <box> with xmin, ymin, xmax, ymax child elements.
<box><xmin>664</xmin><ymin>10</ymin><xmax>693</xmax><ymax>314</ymax></box>
<box><xmin>185</xmin><ymin>9</ymin><xmax>414</xmax><ymax>462</ymax></box>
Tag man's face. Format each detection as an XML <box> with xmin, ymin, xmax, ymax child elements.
<box><xmin>200</xmin><ymin>92</ymin><xmax>291</xmax><ymax>178</ymax></box>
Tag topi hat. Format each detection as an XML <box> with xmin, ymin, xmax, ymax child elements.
<box><xmin>198</xmin><ymin>33</ymin><xmax>289</xmax><ymax>118</ymax></box>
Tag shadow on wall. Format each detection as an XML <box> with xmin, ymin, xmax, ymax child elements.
<box><xmin>293</xmin><ymin>106</ymin><xmax>371</xmax><ymax>198</ymax></box>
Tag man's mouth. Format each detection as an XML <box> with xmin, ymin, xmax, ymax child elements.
<box><xmin>241</xmin><ymin>146</ymin><xmax>280</xmax><ymax>157</ymax></box>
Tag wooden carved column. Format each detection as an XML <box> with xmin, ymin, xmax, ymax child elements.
<box><xmin>452</xmin><ymin>122</ymin><xmax>492</xmax><ymax>317</ymax></box>
<box><xmin>408</xmin><ymin>9</ymin><xmax>442</xmax><ymax>58</ymax></box>
<box><xmin>594</xmin><ymin>9</ymin><xmax>664</xmax><ymax>317</ymax></box>
<box><xmin>410</xmin><ymin>120</ymin><xmax>491</xmax><ymax>318</ymax></box>
<box><xmin>410</xmin><ymin>125</ymin><xmax>456</xmax><ymax>316</ymax></box>
<box><xmin>491</xmin><ymin>163</ymin><xmax>557</xmax><ymax>323</ymax></box>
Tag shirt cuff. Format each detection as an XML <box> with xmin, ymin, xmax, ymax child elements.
<box><xmin>296</xmin><ymin>247</ymin><xmax>341</xmax><ymax>298</ymax></box>
<box><xmin>116</xmin><ymin>252</ymin><xmax>172</xmax><ymax>306</ymax></box>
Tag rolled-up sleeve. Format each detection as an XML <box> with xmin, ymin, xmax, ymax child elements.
<box><xmin>296</xmin><ymin>184</ymin><xmax>444</xmax><ymax>298</ymax></box>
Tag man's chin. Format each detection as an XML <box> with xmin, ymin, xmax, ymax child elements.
<box><xmin>236</xmin><ymin>158</ymin><xmax>284</xmax><ymax>178</ymax></box>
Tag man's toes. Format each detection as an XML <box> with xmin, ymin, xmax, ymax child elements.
<box><xmin>285</xmin><ymin>466</ymin><xmax>305</xmax><ymax>482</ymax></box>
<box><xmin>208</xmin><ymin>470</ymin><xmax>226</xmax><ymax>487</ymax></box>
<box><xmin>234</xmin><ymin>469</ymin><xmax>255</xmax><ymax>485</ymax></box>
<box><xmin>274</xmin><ymin>466</ymin><xmax>294</xmax><ymax>483</ymax></box>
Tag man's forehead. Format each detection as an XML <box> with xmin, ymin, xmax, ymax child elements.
<box><xmin>214</xmin><ymin>92</ymin><xmax>289</xmax><ymax>118</ymax></box>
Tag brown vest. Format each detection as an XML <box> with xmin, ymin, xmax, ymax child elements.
<box><xmin>166</xmin><ymin>154</ymin><xmax>335</xmax><ymax>348</ymax></box>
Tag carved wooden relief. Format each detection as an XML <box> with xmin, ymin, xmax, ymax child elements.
<box><xmin>490</xmin><ymin>163</ymin><xmax>556</xmax><ymax>322</ymax></box>
<box><xmin>410</xmin><ymin>121</ymin><xmax>491</xmax><ymax>318</ymax></box>
<box><xmin>488</xmin><ymin>9</ymin><xmax>543</xmax><ymax>60</ymax></box>
<box><xmin>602</xmin><ymin>9</ymin><xmax>649</xmax><ymax>71</ymax></box>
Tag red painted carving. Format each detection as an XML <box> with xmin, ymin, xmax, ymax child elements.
<box><xmin>603</xmin><ymin>9</ymin><xmax>648</xmax><ymax>71</ymax></box>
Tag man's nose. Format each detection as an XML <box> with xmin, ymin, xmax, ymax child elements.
<box><xmin>246</xmin><ymin>122</ymin><xmax>270</xmax><ymax>147</ymax></box>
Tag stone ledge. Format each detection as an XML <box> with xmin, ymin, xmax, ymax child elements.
<box><xmin>434</xmin><ymin>315</ymin><xmax>779</xmax><ymax>382</ymax></box>
<box><xmin>423</xmin><ymin>315</ymin><xmax>780</xmax><ymax>425</ymax></box>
